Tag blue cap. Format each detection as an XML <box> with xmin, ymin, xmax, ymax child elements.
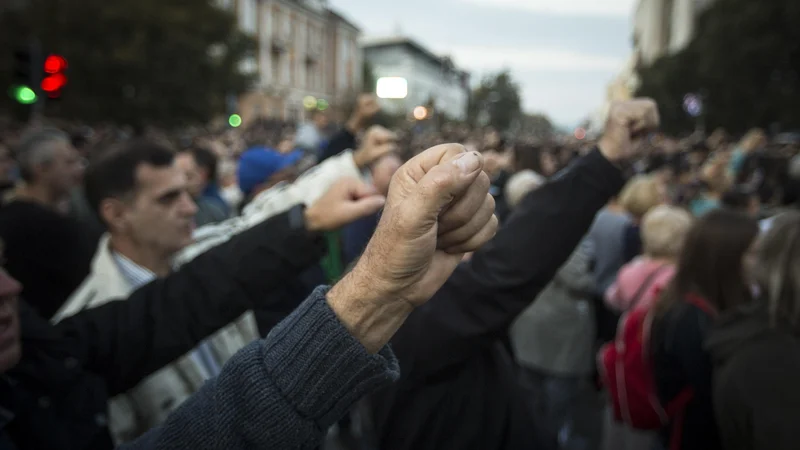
<box><xmin>237</xmin><ymin>148</ymin><xmax>303</xmax><ymax>195</ymax></box>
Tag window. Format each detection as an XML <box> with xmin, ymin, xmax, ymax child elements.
<box><xmin>240</xmin><ymin>0</ymin><xmax>257</xmax><ymax>34</ymax></box>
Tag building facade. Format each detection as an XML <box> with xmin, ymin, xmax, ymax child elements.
<box><xmin>362</xmin><ymin>37</ymin><xmax>470</xmax><ymax>121</ymax></box>
<box><xmin>591</xmin><ymin>0</ymin><xmax>715</xmax><ymax>132</ymax></box>
<box><xmin>218</xmin><ymin>0</ymin><xmax>362</xmax><ymax>124</ymax></box>
<box><xmin>633</xmin><ymin>0</ymin><xmax>716</xmax><ymax>66</ymax></box>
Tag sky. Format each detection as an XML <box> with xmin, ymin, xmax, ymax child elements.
<box><xmin>328</xmin><ymin>0</ymin><xmax>637</xmax><ymax>127</ymax></box>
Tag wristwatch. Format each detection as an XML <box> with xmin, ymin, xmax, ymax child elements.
<box><xmin>287</xmin><ymin>204</ymin><xmax>308</xmax><ymax>232</ymax></box>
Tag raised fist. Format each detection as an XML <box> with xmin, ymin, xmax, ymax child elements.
<box><xmin>334</xmin><ymin>143</ymin><xmax>497</xmax><ymax>309</ymax></box>
<box><xmin>598</xmin><ymin>99</ymin><xmax>660</xmax><ymax>162</ymax></box>
<box><xmin>304</xmin><ymin>178</ymin><xmax>386</xmax><ymax>232</ymax></box>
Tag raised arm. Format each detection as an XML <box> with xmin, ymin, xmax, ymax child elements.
<box><xmin>390</xmin><ymin>100</ymin><xmax>660</xmax><ymax>378</ymax></box>
<box><xmin>117</xmin><ymin>142</ymin><xmax>497</xmax><ymax>450</ymax></box>
<box><xmin>58</xmin><ymin>178</ymin><xmax>387</xmax><ymax>395</ymax></box>
<box><xmin>176</xmin><ymin>126</ymin><xmax>395</xmax><ymax>267</ymax></box>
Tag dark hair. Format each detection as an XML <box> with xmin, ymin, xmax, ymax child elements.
<box><xmin>721</xmin><ymin>188</ymin><xmax>756</xmax><ymax>212</ymax></box>
<box><xmin>84</xmin><ymin>140</ymin><xmax>175</xmax><ymax>225</ymax></box>
<box><xmin>513</xmin><ymin>144</ymin><xmax>547</xmax><ymax>175</ymax></box>
<box><xmin>181</xmin><ymin>146</ymin><xmax>218</xmax><ymax>182</ymax></box>
<box><xmin>656</xmin><ymin>209</ymin><xmax>758</xmax><ymax>316</ymax></box>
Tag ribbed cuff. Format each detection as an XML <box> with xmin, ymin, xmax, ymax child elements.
<box><xmin>262</xmin><ymin>286</ymin><xmax>399</xmax><ymax>429</ymax></box>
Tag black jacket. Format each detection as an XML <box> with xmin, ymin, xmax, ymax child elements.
<box><xmin>368</xmin><ymin>150</ymin><xmax>625</xmax><ymax>450</ymax></box>
<box><xmin>0</xmin><ymin>200</ymin><xmax>97</xmax><ymax>319</ymax></box>
<box><xmin>708</xmin><ymin>302</ymin><xmax>800</xmax><ymax>450</ymax></box>
<box><xmin>651</xmin><ymin>300</ymin><xmax>720</xmax><ymax>450</ymax></box>
<box><xmin>0</xmin><ymin>210</ymin><xmax>325</xmax><ymax>450</ymax></box>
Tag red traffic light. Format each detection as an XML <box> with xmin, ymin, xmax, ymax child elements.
<box><xmin>41</xmin><ymin>73</ymin><xmax>67</xmax><ymax>92</ymax></box>
<box><xmin>44</xmin><ymin>55</ymin><xmax>68</xmax><ymax>74</ymax></box>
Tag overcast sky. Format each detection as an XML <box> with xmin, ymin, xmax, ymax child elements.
<box><xmin>329</xmin><ymin>0</ymin><xmax>636</xmax><ymax>127</ymax></box>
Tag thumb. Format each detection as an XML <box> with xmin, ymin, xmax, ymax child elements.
<box><xmin>413</xmin><ymin>151</ymin><xmax>483</xmax><ymax>215</ymax></box>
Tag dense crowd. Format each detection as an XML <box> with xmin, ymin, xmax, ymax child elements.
<box><xmin>0</xmin><ymin>96</ymin><xmax>798</xmax><ymax>450</ymax></box>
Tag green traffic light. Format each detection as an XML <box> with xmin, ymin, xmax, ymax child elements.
<box><xmin>11</xmin><ymin>86</ymin><xmax>37</xmax><ymax>105</ymax></box>
<box><xmin>228</xmin><ymin>114</ymin><xmax>242</xmax><ymax>128</ymax></box>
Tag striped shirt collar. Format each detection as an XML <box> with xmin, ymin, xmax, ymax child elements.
<box><xmin>112</xmin><ymin>252</ymin><xmax>156</xmax><ymax>289</ymax></box>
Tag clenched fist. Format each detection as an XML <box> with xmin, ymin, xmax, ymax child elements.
<box><xmin>598</xmin><ymin>98</ymin><xmax>660</xmax><ymax>162</ymax></box>
<box><xmin>327</xmin><ymin>144</ymin><xmax>498</xmax><ymax>352</ymax></box>
<box><xmin>304</xmin><ymin>178</ymin><xmax>386</xmax><ymax>232</ymax></box>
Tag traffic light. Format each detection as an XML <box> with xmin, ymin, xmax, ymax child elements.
<box><xmin>41</xmin><ymin>54</ymin><xmax>68</xmax><ymax>99</ymax></box>
<box><xmin>10</xmin><ymin>47</ymin><xmax>37</xmax><ymax>104</ymax></box>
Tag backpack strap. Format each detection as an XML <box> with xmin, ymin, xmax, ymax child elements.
<box><xmin>684</xmin><ymin>292</ymin><xmax>718</xmax><ymax>317</ymax></box>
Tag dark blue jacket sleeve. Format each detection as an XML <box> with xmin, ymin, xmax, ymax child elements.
<box><xmin>391</xmin><ymin>149</ymin><xmax>626</xmax><ymax>379</ymax></box>
<box><xmin>320</xmin><ymin>128</ymin><xmax>357</xmax><ymax>162</ymax></box>
<box><xmin>121</xmin><ymin>287</ymin><xmax>399</xmax><ymax>450</ymax></box>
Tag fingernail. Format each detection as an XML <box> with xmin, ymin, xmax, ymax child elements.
<box><xmin>453</xmin><ymin>152</ymin><xmax>480</xmax><ymax>174</ymax></box>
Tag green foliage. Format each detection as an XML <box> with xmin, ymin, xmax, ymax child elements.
<box><xmin>468</xmin><ymin>70</ymin><xmax>522</xmax><ymax>131</ymax></box>
<box><xmin>636</xmin><ymin>0</ymin><xmax>800</xmax><ymax>134</ymax></box>
<box><xmin>362</xmin><ymin>61</ymin><xmax>376</xmax><ymax>94</ymax></box>
<box><xmin>0</xmin><ymin>0</ymin><xmax>256</xmax><ymax>127</ymax></box>
<box><xmin>516</xmin><ymin>113</ymin><xmax>555</xmax><ymax>138</ymax></box>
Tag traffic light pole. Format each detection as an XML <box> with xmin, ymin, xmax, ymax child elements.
<box><xmin>29</xmin><ymin>37</ymin><xmax>44</xmax><ymax>122</ymax></box>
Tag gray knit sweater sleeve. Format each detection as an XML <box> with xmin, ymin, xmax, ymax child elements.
<box><xmin>122</xmin><ymin>286</ymin><xmax>399</xmax><ymax>449</ymax></box>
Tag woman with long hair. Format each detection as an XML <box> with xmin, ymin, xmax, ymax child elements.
<box><xmin>650</xmin><ymin>209</ymin><xmax>759</xmax><ymax>450</ymax></box>
<box><xmin>708</xmin><ymin>211</ymin><xmax>800</xmax><ymax>450</ymax></box>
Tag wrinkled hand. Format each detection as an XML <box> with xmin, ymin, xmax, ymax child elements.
<box><xmin>353</xmin><ymin>125</ymin><xmax>398</xmax><ymax>169</ymax></box>
<box><xmin>327</xmin><ymin>144</ymin><xmax>497</xmax><ymax>352</ymax></box>
<box><xmin>304</xmin><ymin>178</ymin><xmax>386</xmax><ymax>232</ymax></box>
<box><xmin>598</xmin><ymin>99</ymin><xmax>660</xmax><ymax>162</ymax></box>
<box><xmin>344</xmin><ymin>144</ymin><xmax>497</xmax><ymax>307</ymax></box>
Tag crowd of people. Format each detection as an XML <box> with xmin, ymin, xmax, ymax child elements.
<box><xmin>0</xmin><ymin>95</ymin><xmax>798</xmax><ymax>450</ymax></box>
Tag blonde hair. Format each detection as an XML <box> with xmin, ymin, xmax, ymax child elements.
<box><xmin>619</xmin><ymin>175</ymin><xmax>663</xmax><ymax>220</ymax></box>
<box><xmin>740</xmin><ymin>128</ymin><xmax>766</xmax><ymax>152</ymax></box>
<box><xmin>641</xmin><ymin>205</ymin><xmax>693</xmax><ymax>259</ymax></box>
<box><xmin>505</xmin><ymin>170</ymin><xmax>545</xmax><ymax>210</ymax></box>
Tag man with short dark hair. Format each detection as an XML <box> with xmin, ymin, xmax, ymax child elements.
<box><xmin>0</xmin><ymin>128</ymin><xmax>93</xmax><ymax>319</ymax></box>
<box><xmin>55</xmin><ymin>133</ymin><xmax>396</xmax><ymax>443</ymax></box>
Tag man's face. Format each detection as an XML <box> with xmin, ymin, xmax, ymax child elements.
<box><xmin>41</xmin><ymin>140</ymin><xmax>83</xmax><ymax>196</ymax></box>
<box><xmin>117</xmin><ymin>163</ymin><xmax>198</xmax><ymax>256</ymax></box>
<box><xmin>175</xmin><ymin>153</ymin><xmax>203</xmax><ymax>198</ymax></box>
<box><xmin>0</xmin><ymin>247</ymin><xmax>23</xmax><ymax>373</ymax></box>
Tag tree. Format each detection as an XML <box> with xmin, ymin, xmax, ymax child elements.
<box><xmin>362</xmin><ymin>61</ymin><xmax>376</xmax><ymax>94</ymax></box>
<box><xmin>515</xmin><ymin>113</ymin><xmax>555</xmax><ymax>138</ymax></box>
<box><xmin>636</xmin><ymin>0</ymin><xmax>800</xmax><ymax>134</ymax></box>
<box><xmin>468</xmin><ymin>70</ymin><xmax>522</xmax><ymax>131</ymax></box>
<box><xmin>0</xmin><ymin>0</ymin><xmax>256</xmax><ymax>127</ymax></box>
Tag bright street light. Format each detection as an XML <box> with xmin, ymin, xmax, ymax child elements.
<box><xmin>376</xmin><ymin>77</ymin><xmax>408</xmax><ymax>99</ymax></box>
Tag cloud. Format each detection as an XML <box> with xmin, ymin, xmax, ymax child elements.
<box><xmin>443</xmin><ymin>46</ymin><xmax>624</xmax><ymax>73</ymax></box>
<box><xmin>457</xmin><ymin>0</ymin><xmax>636</xmax><ymax>18</ymax></box>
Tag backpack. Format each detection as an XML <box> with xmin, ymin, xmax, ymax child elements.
<box><xmin>599</xmin><ymin>279</ymin><xmax>715</xmax><ymax>444</ymax></box>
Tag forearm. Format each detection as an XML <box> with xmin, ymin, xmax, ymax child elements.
<box><xmin>176</xmin><ymin>152</ymin><xmax>362</xmax><ymax>268</ymax></box>
<box><xmin>327</xmin><ymin>268</ymin><xmax>414</xmax><ymax>353</ymax></box>
<box><xmin>121</xmin><ymin>288</ymin><xmax>399</xmax><ymax>450</ymax></box>
<box><xmin>394</xmin><ymin>149</ymin><xmax>626</xmax><ymax>375</ymax></box>
<box><xmin>67</xmin><ymin>210</ymin><xmax>325</xmax><ymax>394</ymax></box>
